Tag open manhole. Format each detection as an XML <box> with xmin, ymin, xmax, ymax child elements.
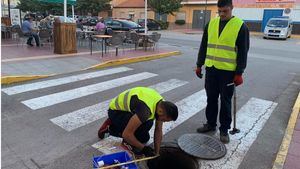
<box><xmin>178</xmin><ymin>133</ymin><xmax>226</xmax><ymax>160</ymax></box>
<box><xmin>147</xmin><ymin>142</ymin><xmax>199</xmax><ymax>169</ymax></box>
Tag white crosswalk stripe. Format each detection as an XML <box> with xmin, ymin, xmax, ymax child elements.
<box><xmin>1</xmin><ymin>67</ymin><xmax>133</xmax><ymax>95</ymax></box>
<box><xmin>21</xmin><ymin>72</ymin><xmax>157</xmax><ymax>110</ymax></box>
<box><xmin>50</xmin><ymin>79</ymin><xmax>188</xmax><ymax>131</ymax></box>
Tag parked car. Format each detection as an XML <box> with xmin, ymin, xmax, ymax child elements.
<box><xmin>104</xmin><ymin>19</ymin><xmax>145</xmax><ymax>33</ymax></box>
<box><xmin>263</xmin><ymin>17</ymin><xmax>293</xmax><ymax>40</ymax></box>
<box><xmin>137</xmin><ymin>19</ymin><xmax>161</xmax><ymax>30</ymax></box>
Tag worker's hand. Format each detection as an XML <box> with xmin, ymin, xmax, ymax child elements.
<box><xmin>233</xmin><ymin>75</ymin><xmax>243</xmax><ymax>86</ymax></box>
<box><xmin>195</xmin><ymin>67</ymin><xmax>203</xmax><ymax>79</ymax></box>
<box><xmin>141</xmin><ymin>146</ymin><xmax>155</xmax><ymax>157</ymax></box>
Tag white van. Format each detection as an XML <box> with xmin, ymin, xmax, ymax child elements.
<box><xmin>263</xmin><ymin>17</ymin><xmax>293</xmax><ymax>40</ymax></box>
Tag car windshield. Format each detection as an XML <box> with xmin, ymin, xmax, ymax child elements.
<box><xmin>121</xmin><ymin>20</ymin><xmax>141</xmax><ymax>28</ymax></box>
<box><xmin>267</xmin><ymin>19</ymin><xmax>288</xmax><ymax>28</ymax></box>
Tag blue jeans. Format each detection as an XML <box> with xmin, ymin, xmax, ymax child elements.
<box><xmin>25</xmin><ymin>32</ymin><xmax>40</xmax><ymax>46</ymax></box>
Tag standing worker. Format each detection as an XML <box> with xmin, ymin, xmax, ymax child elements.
<box><xmin>98</xmin><ymin>87</ymin><xmax>178</xmax><ymax>156</ymax></box>
<box><xmin>195</xmin><ymin>0</ymin><xmax>249</xmax><ymax>143</ymax></box>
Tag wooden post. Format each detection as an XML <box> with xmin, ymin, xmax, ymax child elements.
<box><xmin>53</xmin><ymin>22</ymin><xmax>77</xmax><ymax>54</ymax></box>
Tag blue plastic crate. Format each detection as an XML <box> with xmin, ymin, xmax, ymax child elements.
<box><xmin>93</xmin><ymin>151</ymin><xmax>138</xmax><ymax>169</ymax></box>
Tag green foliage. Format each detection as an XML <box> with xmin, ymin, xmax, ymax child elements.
<box><xmin>16</xmin><ymin>0</ymin><xmax>111</xmax><ymax>16</ymax></box>
<box><xmin>75</xmin><ymin>0</ymin><xmax>111</xmax><ymax>16</ymax></box>
<box><xmin>155</xmin><ymin>20</ymin><xmax>169</xmax><ymax>29</ymax></box>
<box><xmin>175</xmin><ymin>19</ymin><xmax>185</xmax><ymax>25</ymax></box>
<box><xmin>148</xmin><ymin>0</ymin><xmax>183</xmax><ymax>15</ymax></box>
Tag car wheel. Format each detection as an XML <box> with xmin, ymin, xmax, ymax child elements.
<box><xmin>263</xmin><ymin>37</ymin><xmax>267</xmax><ymax>39</ymax></box>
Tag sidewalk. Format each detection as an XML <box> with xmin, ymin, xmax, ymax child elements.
<box><xmin>273</xmin><ymin>92</ymin><xmax>300</xmax><ymax>169</ymax></box>
<box><xmin>1</xmin><ymin>39</ymin><xmax>180</xmax><ymax>84</ymax></box>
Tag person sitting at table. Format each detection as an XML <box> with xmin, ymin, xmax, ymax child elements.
<box><xmin>21</xmin><ymin>16</ymin><xmax>40</xmax><ymax>47</ymax></box>
<box><xmin>95</xmin><ymin>18</ymin><xmax>106</xmax><ymax>32</ymax></box>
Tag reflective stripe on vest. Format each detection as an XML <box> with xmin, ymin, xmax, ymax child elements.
<box><xmin>205</xmin><ymin>17</ymin><xmax>243</xmax><ymax>71</ymax></box>
<box><xmin>109</xmin><ymin>87</ymin><xmax>163</xmax><ymax>120</ymax></box>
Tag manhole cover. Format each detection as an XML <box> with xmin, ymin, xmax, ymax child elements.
<box><xmin>178</xmin><ymin>133</ymin><xmax>226</xmax><ymax>160</ymax></box>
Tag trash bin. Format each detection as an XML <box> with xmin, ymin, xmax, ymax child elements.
<box><xmin>53</xmin><ymin>22</ymin><xmax>77</xmax><ymax>54</ymax></box>
<box><xmin>92</xmin><ymin>151</ymin><xmax>138</xmax><ymax>169</ymax></box>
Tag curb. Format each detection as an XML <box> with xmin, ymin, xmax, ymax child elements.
<box><xmin>1</xmin><ymin>75</ymin><xmax>52</xmax><ymax>85</ymax></box>
<box><xmin>272</xmin><ymin>92</ymin><xmax>300</xmax><ymax>169</ymax></box>
<box><xmin>250</xmin><ymin>32</ymin><xmax>300</xmax><ymax>39</ymax></box>
<box><xmin>1</xmin><ymin>51</ymin><xmax>181</xmax><ymax>85</ymax></box>
<box><xmin>84</xmin><ymin>51</ymin><xmax>181</xmax><ymax>70</ymax></box>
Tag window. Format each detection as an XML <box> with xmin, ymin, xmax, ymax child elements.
<box><xmin>176</xmin><ymin>12</ymin><xmax>186</xmax><ymax>21</ymax></box>
<box><xmin>129</xmin><ymin>11</ymin><xmax>135</xmax><ymax>20</ymax></box>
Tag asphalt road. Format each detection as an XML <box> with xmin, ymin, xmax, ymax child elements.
<box><xmin>1</xmin><ymin>31</ymin><xmax>300</xmax><ymax>169</ymax></box>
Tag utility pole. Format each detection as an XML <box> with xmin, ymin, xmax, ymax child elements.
<box><xmin>8</xmin><ymin>0</ymin><xmax>11</xmax><ymax>17</ymax></box>
<box><xmin>202</xmin><ymin>0</ymin><xmax>207</xmax><ymax>30</ymax></box>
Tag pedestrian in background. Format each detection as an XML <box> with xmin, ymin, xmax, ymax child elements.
<box><xmin>95</xmin><ymin>17</ymin><xmax>106</xmax><ymax>32</ymax></box>
<box><xmin>195</xmin><ymin>0</ymin><xmax>249</xmax><ymax>143</ymax></box>
<box><xmin>21</xmin><ymin>16</ymin><xmax>40</xmax><ymax>47</ymax></box>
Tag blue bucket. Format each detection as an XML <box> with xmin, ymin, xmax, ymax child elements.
<box><xmin>93</xmin><ymin>151</ymin><xmax>138</xmax><ymax>169</ymax></box>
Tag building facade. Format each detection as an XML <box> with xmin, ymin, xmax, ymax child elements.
<box><xmin>167</xmin><ymin>0</ymin><xmax>218</xmax><ymax>30</ymax></box>
<box><xmin>233</xmin><ymin>0</ymin><xmax>300</xmax><ymax>34</ymax></box>
<box><xmin>112</xmin><ymin>0</ymin><xmax>155</xmax><ymax>21</ymax></box>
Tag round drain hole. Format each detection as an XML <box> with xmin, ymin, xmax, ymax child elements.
<box><xmin>147</xmin><ymin>143</ymin><xmax>199</xmax><ymax>169</ymax></box>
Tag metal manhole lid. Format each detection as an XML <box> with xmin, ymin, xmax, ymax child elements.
<box><xmin>177</xmin><ymin>133</ymin><xmax>226</xmax><ymax>160</ymax></box>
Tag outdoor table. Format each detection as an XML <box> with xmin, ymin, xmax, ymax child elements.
<box><xmin>138</xmin><ymin>33</ymin><xmax>152</xmax><ymax>51</ymax></box>
<box><xmin>91</xmin><ymin>35</ymin><xmax>112</xmax><ymax>57</ymax></box>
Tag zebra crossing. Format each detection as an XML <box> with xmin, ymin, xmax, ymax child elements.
<box><xmin>2</xmin><ymin>66</ymin><xmax>278</xmax><ymax>169</ymax></box>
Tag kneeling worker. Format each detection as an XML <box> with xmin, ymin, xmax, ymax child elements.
<box><xmin>98</xmin><ymin>87</ymin><xmax>178</xmax><ymax>157</ymax></box>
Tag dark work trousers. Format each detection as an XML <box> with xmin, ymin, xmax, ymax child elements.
<box><xmin>24</xmin><ymin>32</ymin><xmax>40</xmax><ymax>46</ymax></box>
<box><xmin>205</xmin><ymin>66</ymin><xmax>235</xmax><ymax>133</ymax></box>
<box><xmin>108</xmin><ymin>109</ymin><xmax>154</xmax><ymax>143</ymax></box>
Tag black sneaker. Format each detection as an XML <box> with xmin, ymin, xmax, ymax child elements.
<box><xmin>27</xmin><ymin>43</ymin><xmax>33</xmax><ymax>47</ymax></box>
<box><xmin>197</xmin><ymin>124</ymin><xmax>216</xmax><ymax>133</ymax></box>
<box><xmin>220</xmin><ymin>132</ymin><xmax>230</xmax><ymax>144</ymax></box>
<box><xmin>98</xmin><ymin>118</ymin><xmax>112</xmax><ymax>139</ymax></box>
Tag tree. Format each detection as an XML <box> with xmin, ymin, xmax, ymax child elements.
<box><xmin>75</xmin><ymin>0</ymin><xmax>111</xmax><ymax>16</ymax></box>
<box><xmin>148</xmin><ymin>0</ymin><xmax>183</xmax><ymax>16</ymax></box>
<box><xmin>17</xmin><ymin>0</ymin><xmax>71</xmax><ymax>15</ymax></box>
<box><xmin>17</xmin><ymin>0</ymin><xmax>112</xmax><ymax>16</ymax></box>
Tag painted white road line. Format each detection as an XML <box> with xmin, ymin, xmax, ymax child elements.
<box><xmin>200</xmin><ymin>98</ymin><xmax>277</xmax><ymax>169</ymax></box>
<box><xmin>148</xmin><ymin>89</ymin><xmax>207</xmax><ymax>143</ymax></box>
<box><xmin>92</xmin><ymin>89</ymin><xmax>207</xmax><ymax>151</ymax></box>
<box><xmin>50</xmin><ymin>79</ymin><xmax>188</xmax><ymax>131</ymax></box>
<box><xmin>2</xmin><ymin>67</ymin><xmax>133</xmax><ymax>95</ymax></box>
<box><xmin>22</xmin><ymin>72</ymin><xmax>157</xmax><ymax>110</ymax></box>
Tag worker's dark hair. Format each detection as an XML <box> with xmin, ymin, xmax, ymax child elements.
<box><xmin>217</xmin><ymin>0</ymin><xmax>233</xmax><ymax>7</ymax></box>
<box><xmin>161</xmin><ymin>101</ymin><xmax>178</xmax><ymax>121</ymax></box>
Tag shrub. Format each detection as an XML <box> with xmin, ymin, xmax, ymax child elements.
<box><xmin>175</xmin><ymin>20</ymin><xmax>185</xmax><ymax>25</ymax></box>
<box><xmin>155</xmin><ymin>20</ymin><xmax>169</xmax><ymax>29</ymax></box>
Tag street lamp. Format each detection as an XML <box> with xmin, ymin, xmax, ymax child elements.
<box><xmin>145</xmin><ymin>0</ymin><xmax>148</xmax><ymax>34</ymax></box>
<box><xmin>203</xmin><ymin>0</ymin><xmax>207</xmax><ymax>30</ymax></box>
<box><xmin>8</xmin><ymin>0</ymin><xmax>11</xmax><ymax>17</ymax></box>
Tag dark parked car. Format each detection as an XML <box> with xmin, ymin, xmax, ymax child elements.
<box><xmin>104</xmin><ymin>19</ymin><xmax>145</xmax><ymax>33</ymax></box>
<box><xmin>137</xmin><ymin>19</ymin><xmax>161</xmax><ymax>30</ymax></box>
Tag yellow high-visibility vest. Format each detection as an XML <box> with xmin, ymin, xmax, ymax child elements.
<box><xmin>205</xmin><ymin>17</ymin><xmax>243</xmax><ymax>71</ymax></box>
<box><xmin>109</xmin><ymin>87</ymin><xmax>163</xmax><ymax>120</ymax></box>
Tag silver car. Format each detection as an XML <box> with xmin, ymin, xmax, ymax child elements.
<box><xmin>263</xmin><ymin>17</ymin><xmax>293</xmax><ymax>40</ymax></box>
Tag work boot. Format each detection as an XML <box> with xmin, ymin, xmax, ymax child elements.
<box><xmin>197</xmin><ymin>124</ymin><xmax>216</xmax><ymax>133</ymax></box>
<box><xmin>98</xmin><ymin>118</ymin><xmax>112</xmax><ymax>139</ymax></box>
<box><xmin>220</xmin><ymin>132</ymin><xmax>230</xmax><ymax>144</ymax></box>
